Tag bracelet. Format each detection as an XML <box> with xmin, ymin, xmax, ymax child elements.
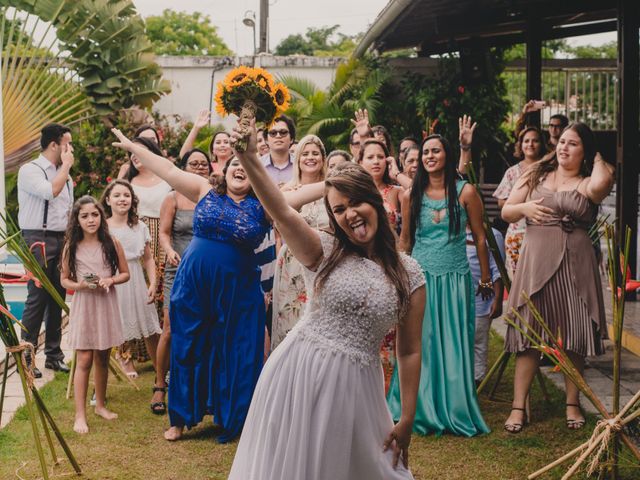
<box><xmin>479</xmin><ymin>280</ymin><xmax>493</xmax><ymax>289</ymax></box>
<box><xmin>460</xmin><ymin>144</ymin><xmax>471</xmax><ymax>151</ymax></box>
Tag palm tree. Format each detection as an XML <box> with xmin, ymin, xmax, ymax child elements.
<box><xmin>0</xmin><ymin>0</ymin><xmax>170</xmax><ymax>172</ymax></box>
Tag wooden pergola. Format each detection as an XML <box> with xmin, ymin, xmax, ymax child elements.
<box><xmin>355</xmin><ymin>0</ymin><xmax>639</xmax><ymax>274</ymax></box>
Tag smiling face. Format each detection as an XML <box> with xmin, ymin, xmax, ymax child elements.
<box><xmin>556</xmin><ymin>129</ymin><xmax>585</xmax><ymax>171</ymax></box>
<box><xmin>212</xmin><ymin>132</ymin><xmax>232</xmax><ymax>160</ymax></box>
<box><xmin>421</xmin><ymin>138</ymin><xmax>447</xmax><ymax>174</ymax></box>
<box><xmin>185</xmin><ymin>151</ymin><xmax>211</xmax><ymax>178</ymax></box>
<box><xmin>403</xmin><ymin>148</ymin><xmax>419</xmax><ymax>178</ymax></box>
<box><xmin>107</xmin><ymin>184</ymin><xmax>132</xmax><ymax>216</ymax></box>
<box><xmin>360</xmin><ymin>143</ymin><xmax>387</xmax><ymax>181</ymax></box>
<box><xmin>298</xmin><ymin>142</ymin><xmax>324</xmax><ymax>178</ymax></box>
<box><xmin>78</xmin><ymin>203</ymin><xmax>102</xmax><ymax>235</ymax></box>
<box><xmin>521</xmin><ymin>130</ymin><xmax>543</xmax><ymax>160</ymax></box>
<box><xmin>327</xmin><ymin>187</ymin><xmax>378</xmax><ymax>250</ymax></box>
<box><xmin>224</xmin><ymin>158</ymin><xmax>250</xmax><ymax>196</ymax></box>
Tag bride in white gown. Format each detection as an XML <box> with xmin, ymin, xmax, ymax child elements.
<box><xmin>229</xmin><ymin>121</ymin><xmax>426</xmax><ymax>480</ymax></box>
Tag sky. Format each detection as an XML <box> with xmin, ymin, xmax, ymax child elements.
<box><xmin>134</xmin><ymin>0</ymin><xmax>390</xmax><ymax>56</ymax></box>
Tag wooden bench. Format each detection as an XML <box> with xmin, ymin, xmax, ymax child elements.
<box><xmin>478</xmin><ymin>183</ymin><xmax>501</xmax><ymax>224</ymax></box>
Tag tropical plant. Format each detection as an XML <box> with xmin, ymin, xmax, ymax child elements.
<box><xmin>281</xmin><ymin>58</ymin><xmax>389</xmax><ymax>151</ymax></box>
<box><xmin>1</xmin><ymin>9</ymin><xmax>92</xmax><ymax>172</ymax></box>
<box><xmin>0</xmin><ymin>0</ymin><xmax>171</xmax><ymax>173</ymax></box>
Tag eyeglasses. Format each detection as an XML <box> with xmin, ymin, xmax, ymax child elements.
<box><xmin>187</xmin><ymin>161</ymin><xmax>209</xmax><ymax>168</ymax></box>
<box><xmin>268</xmin><ymin>129</ymin><xmax>290</xmax><ymax>138</ymax></box>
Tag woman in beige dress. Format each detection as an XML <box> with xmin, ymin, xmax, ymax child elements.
<box><xmin>502</xmin><ymin>123</ymin><xmax>615</xmax><ymax>433</ymax></box>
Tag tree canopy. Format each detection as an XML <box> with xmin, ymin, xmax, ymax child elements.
<box><xmin>504</xmin><ymin>39</ymin><xmax>617</xmax><ymax>61</ymax></box>
<box><xmin>145</xmin><ymin>9</ymin><xmax>232</xmax><ymax>56</ymax></box>
<box><xmin>274</xmin><ymin>25</ymin><xmax>358</xmax><ymax>57</ymax></box>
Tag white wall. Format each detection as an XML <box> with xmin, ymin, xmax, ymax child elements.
<box><xmin>153</xmin><ymin>55</ymin><xmax>343</xmax><ymax>128</ymax></box>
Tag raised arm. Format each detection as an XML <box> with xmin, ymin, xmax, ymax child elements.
<box><xmin>179</xmin><ymin>110</ymin><xmax>211</xmax><ymax>159</ymax></box>
<box><xmin>231</xmin><ymin>120</ymin><xmax>324</xmax><ymax>270</ymax></box>
<box><xmin>584</xmin><ymin>153</ymin><xmax>615</xmax><ymax>204</ymax></box>
<box><xmin>112</xmin><ymin>129</ymin><xmax>209</xmax><ymax>203</ymax></box>
<box><xmin>457</xmin><ymin>115</ymin><xmax>477</xmax><ymax>176</ymax></box>
<box><xmin>351</xmin><ymin>108</ymin><xmax>372</xmax><ymax>142</ymax></box>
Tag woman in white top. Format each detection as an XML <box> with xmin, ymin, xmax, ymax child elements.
<box><xmin>120</xmin><ymin>137</ymin><xmax>172</xmax><ymax>374</ymax></box>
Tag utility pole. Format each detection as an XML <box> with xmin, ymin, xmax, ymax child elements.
<box><xmin>259</xmin><ymin>0</ymin><xmax>268</xmax><ymax>53</ymax></box>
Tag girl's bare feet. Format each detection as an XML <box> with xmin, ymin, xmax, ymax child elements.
<box><xmin>95</xmin><ymin>406</ymin><xmax>118</xmax><ymax>420</ymax></box>
<box><xmin>73</xmin><ymin>416</ymin><xmax>89</xmax><ymax>434</ymax></box>
<box><xmin>164</xmin><ymin>426</ymin><xmax>183</xmax><ymax>441</ymax></box>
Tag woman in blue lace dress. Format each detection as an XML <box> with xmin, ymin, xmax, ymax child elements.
<box><xmin>387</xmin><ymin>134</ymin><xmax>493</xmax><ymax>437</ymax></box>
<box><xmin>112</xmin><ymin>129</ymin><xmax>324</xmax><ymax>443</ymax></box>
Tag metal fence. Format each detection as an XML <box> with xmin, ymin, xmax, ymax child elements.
<box><xmin>503</xmin><ymin>59</ymin><xmax>618</xmax><ymax>131</ymax></box>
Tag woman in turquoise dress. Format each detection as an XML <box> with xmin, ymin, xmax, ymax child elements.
<box><xmin>388</xmin><ymin>133</ymin><xmax>493</xmax><ymax>437</ymax></box>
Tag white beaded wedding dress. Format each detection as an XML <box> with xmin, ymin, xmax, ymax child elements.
<box><xmin>229</xmin><ymin>231</ymin><xmax>425</xmax><ymax>480</ymax></box>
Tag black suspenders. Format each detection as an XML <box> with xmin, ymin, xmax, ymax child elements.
<box><xmin>31</xmin><ymin>161</ymin><xmax>71</xmax><ymax>230</ymax></box>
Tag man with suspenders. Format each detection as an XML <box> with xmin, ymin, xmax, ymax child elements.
<box><xmin>17</xmin><ymin>123</ymin><xmax>74</xmax><ymax>378</ymax></box>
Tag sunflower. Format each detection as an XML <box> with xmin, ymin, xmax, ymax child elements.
<box><xmin>251</xmin><ymin>68</ymin><xmax>275</xmax><ymax>92</ymax></box>
<box><xmin>214</xmin><ymin>83</ymin><xmax>227</xmax><ymax>116</ymax></box>
<box><xmin>223</xmin><ymin>65</ymin><xmax>253</xmax><ymax>87</ymax></box>
<box><xmin>272</xmin><ymin>83</ymin><xmax>291</xmax><ymax>114</ymax></box>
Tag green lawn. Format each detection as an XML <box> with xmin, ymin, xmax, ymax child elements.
<box><xmin>1</xmin><ymin>332</ymin><xmax>638</xmax><ymax>480</ymax></box>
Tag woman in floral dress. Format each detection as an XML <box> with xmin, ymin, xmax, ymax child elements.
<box><xmin>493</xmin><ymin>127</ymin><xmax>547</xmax><ymax>278</ymax></box>
<box><xmin>271</xmin><ymin>135</ymin><xmax>329</xmax><ymax>350</ymax></box>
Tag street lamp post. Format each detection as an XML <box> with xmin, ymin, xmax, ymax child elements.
<box><xmin>242</xmin><ymin>10</ymin><xmax>257</xmax><ymax>54</ymax></box>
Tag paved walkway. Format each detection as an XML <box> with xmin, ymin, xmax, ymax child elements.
<box><xmin>0</xmin><ymin>323</ymin><xmax>73</xmax><ymax>428</ymax></box>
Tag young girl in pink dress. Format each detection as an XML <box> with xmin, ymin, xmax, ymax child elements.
<box><xmin>61</xmin><ymin>196</ymin><xmax>130</xmax><ymax>434</ymax></box>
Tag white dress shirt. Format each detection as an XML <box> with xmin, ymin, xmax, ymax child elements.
<box><xmin>17</xmin><ymin>155</ymin><xmax>73</xmax><ymax>231</ymax></box>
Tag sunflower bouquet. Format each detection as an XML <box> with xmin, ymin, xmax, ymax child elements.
<box><xmin>215</xmin><ymin>66</ymin><xmax>290</xmax><ymax>152</ymax></box>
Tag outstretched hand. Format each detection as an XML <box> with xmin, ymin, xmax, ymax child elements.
<box><xmin>458</xmin><ymin>115</ymin><xmax>477</xmax><ymax>146</ymax></box>
<box><xmin>111</xmin><ymin>128</ymin><xmax>136</xmax><ymax>152</ymax></box>
<box><xmin>351</xmin><ymin>108</ymin><xmax>371</xmax><ymax>139</ymax></box>
<box><xmin>194</xmin><ymin>110</ymin><xmax>211</xmax><ymax>130</ymax></box>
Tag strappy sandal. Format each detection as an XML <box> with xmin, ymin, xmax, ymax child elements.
<box><xmin>504</xmin><ymin>406</ymin><xmax>528</xmax><ymax>434</ymax></box>
<box><xmin>566</xmin><ymin>403</ymin><xmax>586</xmax><ymax>430</ymax></box>
<box><xmin>150</xmin><ymin>386</ymin><xmax>167</xmax><ymax>415</ymax></box>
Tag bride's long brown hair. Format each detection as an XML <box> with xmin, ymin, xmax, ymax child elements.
<box><xmin>315</xmin><ymin>163</ymin><xmax>411</xmax><ymax>318</ymax></box>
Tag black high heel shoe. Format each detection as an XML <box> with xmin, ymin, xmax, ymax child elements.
<box><xmin>504</xmin><ymin>406</ymin><xmax>528</xmax><ymax>434</ymax></box>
